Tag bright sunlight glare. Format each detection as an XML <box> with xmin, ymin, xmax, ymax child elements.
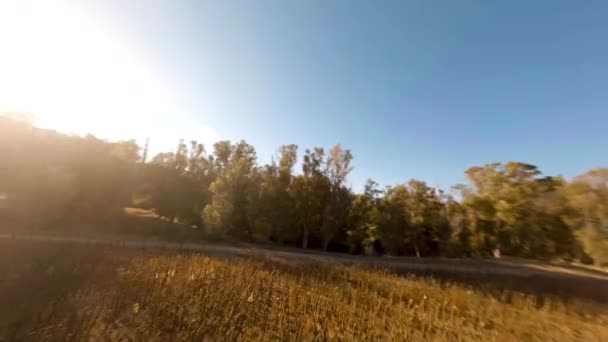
<box><xmin>0</xmin><ymin>0</ymin><xmax>219</xmax><ymax>149</ymax></box>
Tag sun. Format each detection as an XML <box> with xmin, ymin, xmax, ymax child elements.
<box><xmin>0</xmin><ymin>0</ymin><xmax>177</xmax><ymax>142</ymax></box>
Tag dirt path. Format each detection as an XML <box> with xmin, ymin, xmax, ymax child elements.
<box><xmin>2</xmin><ymin>233</ymin><xmax>606</xmax><ymax>279</ymax></box>
<box><xmin>3</xmin><ymin>233</ymin><xmax>608</xmax><ymax>303</ymax></box>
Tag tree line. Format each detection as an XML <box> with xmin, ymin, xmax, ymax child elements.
<box><xmin>1</xmin><ymin>114</ymin><xmax>607</xmax><ymax>264</ymax></box>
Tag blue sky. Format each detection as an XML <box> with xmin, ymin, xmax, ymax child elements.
<box><xmin>3</xmin><ymin>0</ymin><xmax>607</xmax><ymax>191</ymax></box>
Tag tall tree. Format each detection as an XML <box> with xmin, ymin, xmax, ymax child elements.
<box><xmin>402</xmin><ymin>180</ymin><xmax>447</xmax><ymax>257</ymax></box>
<box><xmin>377</xmin><ymin>184</ymin><xmax>409</xmax><ymax>255</ymax></box>
<box><xmin>461</xmin><ymin>162</ymin><xmax>578</xmax><ymax>258</ymax></box>
<box><xmin>254</xmin><ymin>145</ymin><xmax>298</xmax><ymax>242</ymax></box>
<box><xmin>566</xmin><ymin>168</ymin><xmax>608</xmax><ymax>264</ymax></box>
<box><xmin>203</xmin><ymin>140</ymin><xmax>257</xmax><ymax>237</ymax></box>
<box><xmin>320</xmin><ymin>144</ymin><xmax>353</xmax><ymax>251</ymax></box>
<box><xmin>291</xmin><ymin>148</ymin><xmax>330</xmax><ymax>249</ymax></box>
<box><xmin>346</xmin><ymin>179</ymin><xmax>382</xmax><ymax>254</ymax></box>
<box><xmin>4</xmin><ymin>113</ymin><xmax>605</xmax><ymax>264</ymax></box>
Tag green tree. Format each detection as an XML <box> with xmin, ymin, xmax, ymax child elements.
<box><xmin>254</xmin><ymin>145</ymin><xmax>298</xmax><ymax>242</ymax></box>
<box><xmin>376</xmin><ymin>184</ymin><xmax>408</xmax><ymax>255</ymax></box>
<box><xmin>203</xmin><ymin>140</ymin><xmax>258</xmax><ymax>237</ymax></box>
<box><xmin>460</xmin><ymin>162</ymin><xmax>577</xmax><ymax>258</ymax></box>
<box><xmin>291</xmin><ymin>148</ymin><xmax>330</xmax><ymax>249</ymax></box>
<box><xmin>320</xmin><ymin>144</ymin><xmax>353</xmax><ymax>251</ymax></box>
<box><xmin>346</xmin><ymin>179</ymin><xmax>382</xmax><ymax>254</ymax></box>
<box><xmin>566</xmin><ymin>168</ymin><xmax>608</xmax><ymax>264</ymax></box>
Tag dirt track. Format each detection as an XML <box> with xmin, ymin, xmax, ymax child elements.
<box><xmin>3</xmin><ymin>233</ymin><xmax>608</xmax><ymax>303</ymax></box>
<box><xmin>1</xmin><ymin>233</ymin><xmax>606</xmax><ymax>279</ymax></box>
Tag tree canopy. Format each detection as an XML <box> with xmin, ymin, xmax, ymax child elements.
<box><xmin>1</xmin><ymin>116</ymin><xmax>606</xmax><ymax>264</ymax></box>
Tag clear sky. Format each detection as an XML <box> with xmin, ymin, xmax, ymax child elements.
<box><xmin>1</xmin><ymin>0</ymin><xmax>606</xmax><ymax>191</ymax></box>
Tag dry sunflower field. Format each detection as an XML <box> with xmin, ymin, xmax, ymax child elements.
<box><xmin>1</xmin><ymin>239</ymin><xmax>607</xmax><ymax>341</ymax></box>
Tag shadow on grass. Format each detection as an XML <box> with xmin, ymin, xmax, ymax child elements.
<box><xmin>0</xmin><ymin>207</ymin><xmax>203</xmax><ymax>243</ymax></box>
<box><xmin>0</xmin><ymin>241</ymin><xmax>133</xmax><ymax>340</ymax></box>
<box><xmin>3</xmin><ymin>208</ymin><xmax>608</xmax><ymax>308</ymax></box>
<box><xmin>240</xmin><ymin>251</ymin><xmax>608</xmax><ymax>306</ymax></box>
<box><xmin>115</xmin><ymin>208</ymin><xmax>203</xmax><ymax>242</ymax></box>
<box><xmin>388</xmin><ymin>267</ymin><xmax>608</xmax><ymax>306</ymax></box>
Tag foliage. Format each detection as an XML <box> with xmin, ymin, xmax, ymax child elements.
<box><xmin>566</xmin><ymin>168</ymin><xmax>608</xmax><ymax>264</ymax></box>
<box><xmin>1</xmin><ymin>115</ymin><xmax>607</xmax><ymax>264</ymax></box>
<box><xmin>0</xmin><ymin>115</ymin><xmax>137</xmax><ymax>229</ymax></box>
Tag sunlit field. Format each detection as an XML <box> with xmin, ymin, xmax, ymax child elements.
<box><xmin>1</xmin><ymin>240</ymin><xmax>607</xmax><ymax>341</ymax></box>
<box><xmin>2</xmin><ymin>0</ymin><xmax>608</xmax><ymax>340</ymax></box>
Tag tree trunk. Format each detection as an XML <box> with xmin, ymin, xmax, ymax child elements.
<box><xmin>301</xmin><ymin>229</ymin><xmax>309</xmax><ymax>249</ymax></box>
<box><xmin>322</xmin><ymin>237</ymin><xmax>330</xmax><ymax>251</ymax></box>
<box><xmin>321</xmin><ymin>205</ymin><xmax>332</xmax><ymax>251</ymax></box>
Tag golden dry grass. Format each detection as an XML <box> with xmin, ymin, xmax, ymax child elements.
<box><xmin>1</xmin><ymin>240</ymin><xmax>607</xmax><ymax>341</ymax></box>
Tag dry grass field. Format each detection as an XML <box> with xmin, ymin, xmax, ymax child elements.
<box><xmin>1</xmin><ymin>239</ymin><xmax>607</xmax><ymax>341</ymax></box>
